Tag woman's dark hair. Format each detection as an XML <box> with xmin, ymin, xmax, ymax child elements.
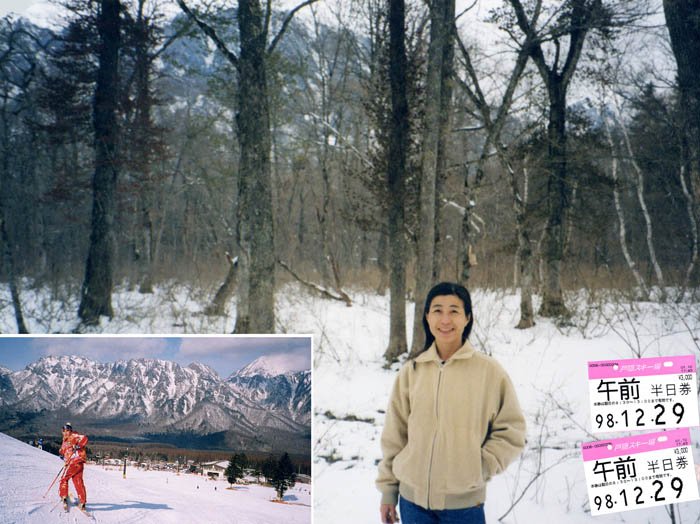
<box><xmin>419</xmin><ymin>281</ymin><xmax>473</xmax><ymax>354</ymax></box>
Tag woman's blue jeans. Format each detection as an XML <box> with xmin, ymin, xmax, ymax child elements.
<box><xmin>399</xmin><ymin>496</ymin><xmax>486</xmax><ymax>524</ymax></box>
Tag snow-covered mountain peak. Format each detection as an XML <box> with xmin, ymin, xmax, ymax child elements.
<box><xmin>233</xmin><ymin>355</ymin><xmax>293</xmax><ymax>378</ymax></box>
<box><xmin>187</xmin><ymin>362</ymin><xmax>219</xmax><ymax>377</ymax></box>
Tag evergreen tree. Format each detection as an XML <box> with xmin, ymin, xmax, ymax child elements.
<box><xmin>261</xmin><ymin>456</ymin><xmax>277</xmax><ymax>484</ymax></box>
<box><xmin>270</xmin><ymin>452</ymin><xmax>296</xmax><ymax>500</ymax></box>
<box><xmin>224</xmin><ymin>453</ymin><xmax>246</xmax><ymax>488</ymax></box>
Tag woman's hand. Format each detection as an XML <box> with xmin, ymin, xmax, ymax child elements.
<box><xmin>380</xmin><ymin>503</ymin><xmax>399</xmax><ymax>523</ymax></box>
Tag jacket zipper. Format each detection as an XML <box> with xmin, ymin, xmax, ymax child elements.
<box><xmin>426</xmin><ymin>361</ymin><xmax>445</xmax><ymax>509</ymax></box>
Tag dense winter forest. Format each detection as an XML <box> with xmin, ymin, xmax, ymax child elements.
<box><xmin>0</xmin><ymin>0</ymin><xmax>698</xmax><ymax>344</ymax></box>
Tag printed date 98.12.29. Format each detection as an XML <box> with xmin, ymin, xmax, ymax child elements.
<box><xmin>593</xmin><ymin>477</ymin><xmax>684</xmax><ymax>511</ymax></box>
<box><xmin>595</xmin><ymin>403</ymin><xmax>684</xmax><ymax>429</ymax></box>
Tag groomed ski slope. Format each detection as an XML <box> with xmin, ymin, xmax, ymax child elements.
<box><xmin>0</xmin><ymin>432</ymin><xmax>310</xmax><ymax>524</ymax></box>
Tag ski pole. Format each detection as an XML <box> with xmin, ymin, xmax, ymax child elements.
<box><xmin>42</xmin><ymin>464</ymin><xmax>66</xmax><ymax>499</ymax></box>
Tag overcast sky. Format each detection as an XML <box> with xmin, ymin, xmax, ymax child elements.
<box><xmin>0</xmin><ymin>0</ymin><xmax>502</xmax><ymax>26</ymax></box>
<box><xmin>0</xmin><ymin>336</ymin><xmax>311</xmax><ymax>378</ymax></box>
<box><xmin>0</xmin><ymin>1</ymin><xmax>62</xmax><ymax>25</ymax></box>
<box><xmin>0</xmin><ymin>1</ymin><xmax>34</xmax><ymax>17</ymax></box>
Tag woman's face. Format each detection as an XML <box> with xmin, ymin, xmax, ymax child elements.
<box><xmin>425</xmin><ymin>294</ymin><xmax>470</xmax><ymax>349</ymax></box>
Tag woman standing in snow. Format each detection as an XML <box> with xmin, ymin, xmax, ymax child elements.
<box><xmin>376</xmin><ymin>282</ymin><xmax>526</xmax><ymax>523</ymax></box>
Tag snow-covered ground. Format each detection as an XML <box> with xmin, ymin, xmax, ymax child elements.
<box><xmin>0</xmin><ymin>432</ymin><xmax>310</xmax><ymax>524</ymax></box>
<box><xmin>312</xmin><ymin>288</ymin><xmax>700</xmax><ymax>523</ymax></box>
<box><xmin>0</xmin><ymin>280</ymin><xmax>236</xmax><ymax>334</ymax></box>
<box><xmin>0</xmin><ymin>280</ymin><xmax>349</xmax><ymax>335</ymax></box>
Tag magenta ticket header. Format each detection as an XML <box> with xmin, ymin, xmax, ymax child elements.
<box><xmin>588</xmin><ymin>355</ymin><xmax>696</xmax><ymax>380</ymax></box>
<box><xmin>582</xmin><ymin>428</ymin><xmax>691</xmax><ymax>461</ymax></box>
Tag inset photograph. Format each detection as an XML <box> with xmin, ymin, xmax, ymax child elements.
<box><xmin>0</xmin><ymin>335</ymin><xmax>311</xmax><ymax>523</ymax></box>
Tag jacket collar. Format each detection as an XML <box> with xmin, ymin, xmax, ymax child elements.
<box><xmin>414</xmin><ymin>339</ymin><xmax>476</xmax><ymax>363</ymax></box>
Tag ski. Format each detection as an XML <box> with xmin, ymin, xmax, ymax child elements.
<box><xmin>76</xmin><ymin>505</ymin><xmax>95</xmax><ymax>521</ymax></box>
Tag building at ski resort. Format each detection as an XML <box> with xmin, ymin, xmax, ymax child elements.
<box><xmin>201</xmin><ymin>461</ymin><xmax>229</xmax><ymax>479</ymax></box>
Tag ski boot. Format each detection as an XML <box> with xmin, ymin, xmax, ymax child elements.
<box><xmin>77</xmin><ymin>501</ymin><xmax>91</xmax><ymax>517</ymax></box>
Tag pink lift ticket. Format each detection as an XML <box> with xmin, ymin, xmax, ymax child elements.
<box><xmin>582</xmin><ymin>428</ymin><xmax>699</xmax><ymax>516</ymax></box>
<box><xmin>588</xmin><ymin>355</ymin><xmax>699</xmax><ymax>433</ymax></box>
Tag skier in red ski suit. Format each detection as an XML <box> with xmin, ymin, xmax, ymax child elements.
<box><xmin>59</xmin><ymin>422</ymin><xmax>88</xmax><ymax>509</ymax></box>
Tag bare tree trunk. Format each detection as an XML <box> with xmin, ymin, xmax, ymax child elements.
<box><xmin>433</xmin><ymin>0</ymin><xmax>455</xmax><ymax>282</ymax></box>
<box><xmin>233</xmin><ymin>137</ymin><xmax>252</xmax><ymax>334</ymax></box>
<box><xmin>0</xmin><ymin>85</ymin><xmax>28</xmax><ymax>333</ymax></box>
<box><xmin>317</xmin><ymin>165</ymin><xmax>331</xmax><ymax>285</ymax></box>
<box><xmin>78</xmin><ymin>0</ymin><xmax>121</xmax><ymax>325</ymax></box>
<box><xmin>679</xmin><ymin>159</ymin><xmax>699</xmax><ymax>287</ymax></box>
<box><xmin>137</xmin><ymin>196</ymin><xmax>155</xmax><ymax>293</ymax></box>
<box><xmin>410</xmin><ymin>0</ymin><xmax>451</xmax><ymax>356</ymax></box>
<box><xmin>459</xmin><ymin>188</ymin><xmax>475</xmax><ymax>284</ymax></box>
<box><xmin>539</xmin><ymin>89</ymin><xmax>569</xmax><ymax>317</ymax></box>
<box><xmin>563</xmin><ymin>179</ymin><xmax>578</xmax><ymax>258</ymax></box>
<box><xmin>602</xmin><ymin>110</ymin><xmax>648</xmax><ymax>297</ymax></box>
<box><xmin>314</xmin><ymin>44</ymin><xmax>333</xmax><ymax>287</ymax></box>
<box><xmin>132</xmin><ymin>1</ymin><xmax>158</xmax><ymax>295</ymax></box>
<box><xmin>433</xmin><ymin>180</ymin><xmax>445</xmax><ymax>282</ymax></box>
<box><xmin>237</xmin><ymin>0</ymin><xmax>275</xmax><ymax>332</ymax></box>
<box><xmin>665</xmin><ymin>0</ymin><xmax>700</xmax><ymax>290</ymax></box>
<box><xmin>0</xmin><ymin>215</ymin><xmax>28</xmax><ymax>333</ymax></box>
<box><xmin>233</xmin><ymin>250</ymin><xmax>250</xmax><ymax>334</ymax></box>
<box><xmin>296</xmin><ymin>186</ymin><xmax>306</xmax><ymax>266</ymax></box>
<box><xmin>511</xmin><ymin>157</ymin><xmax>534</xmax><ymax>328</ymax></box>
<box><xmin>384</xmin><ymin>0</ymin><xmax>409</xmax><ymax>363</ymax></box>
<box><xmin>671</xmin><ymin>103</ymin><xmax>697</xmax><ymax>295</ymax></box>
<box><xmin>613</xmin><ymin>102</ymin><xmax>666</xmax><ymax>299</ymax></box>
<box><xmin>518</xmin><ymin>235</ymin><xmax>535</xmax><ymax>328</ymax></box>
<box><xmin>376</xmin><ymin>227</ymin><xmax>389</xmax><ymax>296</ymax></box>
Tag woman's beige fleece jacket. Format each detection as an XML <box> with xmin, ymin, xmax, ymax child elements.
<box><xmin>377</xmin><ymin>339</ymin><xmax>526</xmax><ymax>510</ymax></box>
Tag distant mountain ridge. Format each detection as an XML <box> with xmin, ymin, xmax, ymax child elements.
<box><xmin>0</xmin><ymin>355</ymin><xmax>310</xmax><ymax>454</ymax></box>
<box><xmin>228</xmin><ymin>357</ymin><xmax>311</xmax><ymax>426</ymax></box>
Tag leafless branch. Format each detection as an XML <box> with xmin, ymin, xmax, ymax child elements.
<box><xmin>175</xmin><ymin>0</ymin><xmax>239</xmax><ymax>69</ymax></box>
<box><xmin>268</xmin><ymin>0</ymin><xmax>319</xmax><ymax>56</ymax></box>
<box><xmin>278</xmin><ymin>260</ymin><xmax>349</xmax><ymax>304</ymax></box>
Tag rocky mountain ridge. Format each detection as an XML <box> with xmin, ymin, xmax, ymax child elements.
<box><xmin>0</xmin><ymin>355</ymin><xmax>310</xmax><ymax>454</ymax></box>
<box><xmin>228</xmin><ymin>359</ymin><xmax>311</xmax><ymax>426</ymax></box>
